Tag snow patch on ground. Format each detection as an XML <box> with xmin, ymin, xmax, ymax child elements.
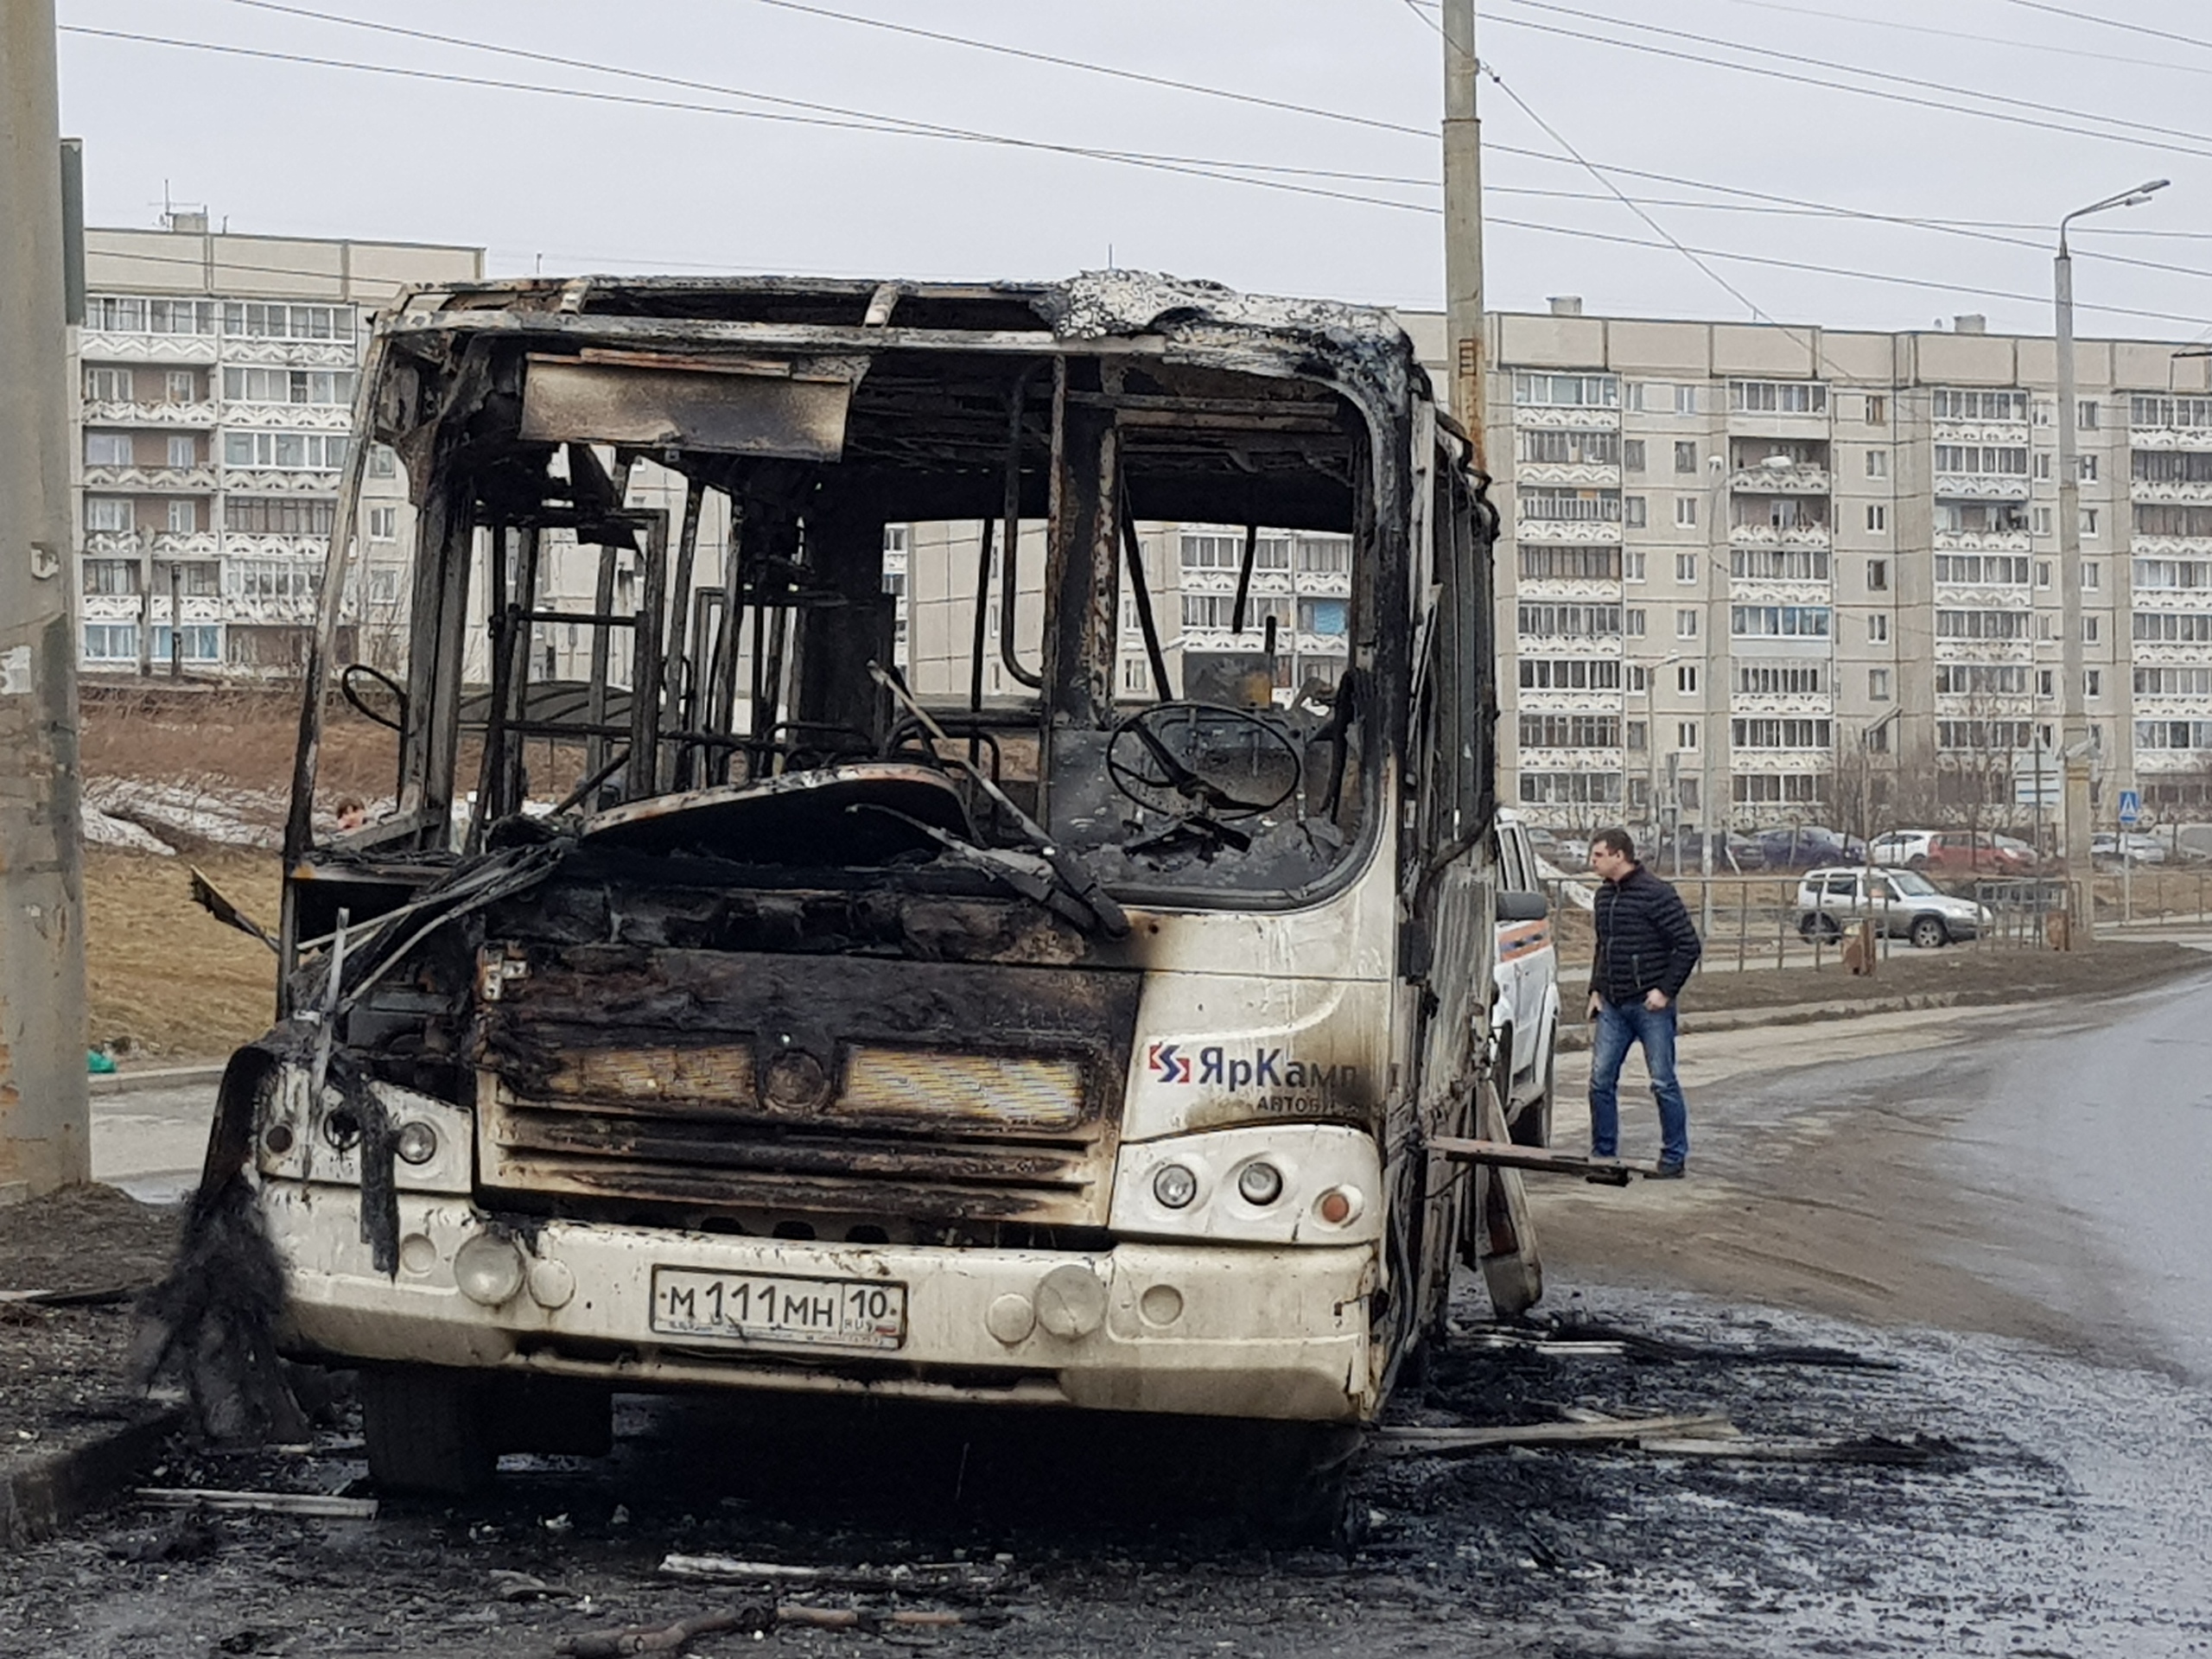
<box><xmin>81</xmin><ymin>804</ymin><xmax>178</xmax><ymax>855</ymax></box>
<box><xmin>83</xmin><ymin>779</ymin><xmax>286</xmax><ymax>850</ymax></box>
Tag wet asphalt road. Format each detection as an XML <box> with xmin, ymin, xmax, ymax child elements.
<box><xmin>14</xmin><ymin>982</ymin><xmax>2212</xmax><ymax>1656</ymax></box>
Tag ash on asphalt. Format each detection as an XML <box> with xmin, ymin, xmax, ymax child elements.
<box><xmin>8</xmin><ymin>1280</ymin><xmax>2210</xmax><ymax>1657</ymax></box>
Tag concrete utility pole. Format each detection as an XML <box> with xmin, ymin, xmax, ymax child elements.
<box><xmin>0</xmin><ymin>0</ymin><xmax>92</xmax><ymax>1198</ymax></box>
<box><xmin>1442</xmin><ymin>0</ymin><xmax>1486</xmax><ymax>472</ymax></box>
<box><xmin>2056</xmin><ymin>178</ymin><xmax>2166</xmax><ymax>950</ymax></box>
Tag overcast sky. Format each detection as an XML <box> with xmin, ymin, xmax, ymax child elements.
<box><xmin>54</xmin><ymin>0</ymin><xmax>2212</xmax><ymax>340</ymax></box>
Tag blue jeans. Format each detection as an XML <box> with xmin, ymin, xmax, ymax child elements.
<box><xmin>1588</xmin><ymin>998</ymin><xmax>1689</xmax><ymax>1167</ymax></box>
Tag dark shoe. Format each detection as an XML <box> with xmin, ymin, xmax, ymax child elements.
<box><xmin>1649</xmin><ymin>1162</ymin><xmax>1687</xmax><ymax>1180</ymax></box>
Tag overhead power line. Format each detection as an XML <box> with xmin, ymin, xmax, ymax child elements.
<box><xmin>60</xmin><ymin>25</ymin><xmax>1439</xmax><ymax>214</ymax></box>
<box><xmin>1485</xmin><ymin>1</ymin><xmax>2212</xmax><ymax>162</ymax></box>
<box><xmin>1998</xmin><ymin>0</ymin><xmax>2212</xmax><ymax>57</ymax></box>
<box><xmin>1707</xmin><ymin>0</ymin><xmax>2212</xmax><ymax>78</ymax></box>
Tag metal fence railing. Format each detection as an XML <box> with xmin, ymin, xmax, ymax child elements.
<box><xmin>1541</xmin><ymin>870</ymin><xmax>2086</xmax><ymax>975</ymax></box>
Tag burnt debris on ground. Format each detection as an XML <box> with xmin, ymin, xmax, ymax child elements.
<box><xmin>9</xmin><ymin>1281</ymin><xmax>2209</xmax><ymax>1656</ymax></box>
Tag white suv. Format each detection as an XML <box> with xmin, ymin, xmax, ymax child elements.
<box><xmin>1492</xmin><ymin>811</ymin><xmax>1561</xmax><ymax>1146</ymax></box>
<box><xmin>1796</xmin><ymin>865</ymin><xmax>1992</xmax><ymax>949</ymax></box>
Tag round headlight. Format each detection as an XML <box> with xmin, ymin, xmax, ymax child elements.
<box><xmin>454</xmin><ymin>1233</ymin><xmax>525</xmax><ymax>1306</ymax></box>
<box><xmin>1152</xmin><ymin>1162</ymin><xmax>1199</xmax><ymax>1209</ymax></box>
<box><xmin>1235</xmin><ymin>1160</ymin><xmax>1285</xmax><ymax>1205</ymax></box>
<box><xmin>393</xmin><ymin>1121</ymin><xmax>438</xmax><ymax>1166</ymax></box>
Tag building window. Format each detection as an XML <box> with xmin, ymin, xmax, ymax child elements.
<box><xmin>224</xmin><ymin>497</ymin><xmax>337</xmax><ymax>536</ymax></box>
<box><xmin>221</xmin><ymin>367</ymin><xmax>358</xmax><ymax>406</ymax></box>
<box><xmin>1866</xmin><ymin>504</ymin><xmax>1888</xmax><ymax>533</ymax></box>
<box><xmin>2037</xmin><ymin>560</ymin><xmax>2053</xmax><ymax>587</ymax></box>
<box><xmin>1866</xmin><ymin>394</ymin><xmax>1887</xmax><ymax>426</ymax></box>
<box><xmin>167</xmin><ymin>499</ymin><xmax>196</xmax><ymax>533</ymax></box>
<box><xmin>222</xmin><ymin>431</ymin><xmax>349</xmax><ymax>471</ymax></box>
<box><xmin>1729</xmin><ymin>380</ymin><xmax>1827</xmax><ymax>414</ymax></box>
<box><xmin>367</xmin><ymin>444</ymin><xmax>398</xmax><ymax>479</ymax></box>
<box><xmin>1939</xmin><ymin>444</ymin><xmax>2031</xmax><ymax>477</ymax></box>
<box><xmin>1869</xmin><ymin>668</ymin><xmax>1890</xmax><ymax>701</ymax></box>
<box><xmin>1674</xmin><ymin>441</ymin><xmax>1698</xmax><ymax>474</ymax></box>
<box><xmin>2084</xmin><ymin>561</ymin><xmax>2100</xmax><ymax>589</ymax></box>
<box><xmin>84</xmin><ymin>432</ymin><xmax>132</xmax><ymax>467</ymax></box>
<box><xmin>1518</xmin><ymin>545</ymin><xmax>1622</xmax><ymax>581</ymax></box>
<box><xmin>1865</xmin><ymin>449</ymin><xmax>1889</xmax><ymax>478</ymax></box>
<box><xmin>1512</xmin><ymin>372</ymin><xmax>1619</xmax><ymax>407</ymax></box>
<box><xmin>1731</xmin><ymin>604</ymin><xmax>1830</xmax><ymax>638</ymax></box>
<box><xmin>1867</xmin><ymin>558</ymin><xmax>1889</xmax><ymax>591</ymax></box>
<box><xmin>368</xmin><ymin>506</ymin><xmax>397</xmax><ymax>542</ymax></box>
<box><xmin>1297</xmin><ymin>597</ymin><xmax>1349</xmax><ymax>636</ymax></box>
<box><xmin>1675</xmin><ymin>497</ymin><xmax>1697</xmax><ymax>528</ymax></box>
<box><xmin>1624</xmin><ymin>496</ymin><xmax>1648</xmax><ymax>529</ymax></box>
<box><xmin>84</xmin><ymin>366</ymin><xmax>133</xmax><ymax>402</ymax></box>
<box><xmin>1623</xmin><ymin>438</ymin><xmax>1645</xmax><ymax>472</ymax></box>
<box><xmin>2086</xmin><ymin>669</ymin><xmax>2101</xmax><ymax>697</ymax></box>
<box><xmin>149</xmin><ymin>625</ymin><xmax>220</xmax><ymax>664</ymax></box>
<box><xmin>1676</xmin><ymin>608</ymin><xmax>1700</xmax><ymax>639</ymax></box>
<box><xmin>2081</xmin><ymin>507</ymin><xmax>2099</xmax><ymax>537</ymax></box>
<box><xmin>84</xmin><ymin>497</ymin><xmax>133</xmax><ymax>533</ymax></box>
<box><xmin>1675</xmin><ymin>552</ymin><xmax>1698</xmax><ymax>583</ymax></box>
<box><xmin>2083</xmin><ymin>615</ymin><xmax>2100</xmax><ymax>643</ymax></box>
<box><xmin>1934</xmin><ymin>389</ymin><xmax>2030</xmax><ymax>422</ymax></box>
<box><xmin>82</xmin><ymin>559</ymin><xmax>137</xmax><ymax>595</ymax></box>
<box><xmin>1625</xmin><ymin>719</ymin><xmax>1648</xmax><ymax>751</ymax></box>
<box><xmin>82</xmin><ymin>623</ymin><xmax>139</xmax><ymax>661</ymax></box>
<box><xmin>1676</xmin><ymin>664</ymin><xmax>1699</xmax><ymax>694</ymax></box>
<box><xmin>1676</xmin><ymin>385</ymin><xmax>1697</xmax><ymax>415</ymax></box>
<box><xmin>166</xmin><ymin>370</ymin><xmax>196</xmax><ymax>403</ymax></box>
<box><xmin>1868</xmin><ymin>613</ymin><xmax>1889</xmax><ymax>642</ymax></box>
<box><xmin>167</xmin><ymin>435</ymin><xmax>196</xmax><ymax>469</ymax></box>
<box><xmin>2033</xmin><ymin>506</ymin><xmax>2053</xmax><ymax>536</ymax></box>
<box><xmin>1625</xmin><ymin>607</ymin><xmax>1647</xmax><ymax>638</ymax></box>
<box><xmin>1623</xmin><ymin>550</ymin><xmax>1646</xmax><ymax>581</ymax></box>
<box><xmin>1677</xmin><ymin>721</ymin><xmax>1700</xmax><ymax>750</ymax></box>
<box><xmin>2079</xmin><ymin>400</ymin><xmax>2100</xmax><ymax>429</ymax></box>
<box><xmin>2034</xmin><ymin>453</ymin><xmax>2053</xmax><ymax>481</ymax></box>
<box><xmin>222</xmin><ymin>301</ymin><xmax>356</xmax><ymax>342</ymax></box>
<box><xmin>2077</xmin><ymin>454</ymin><xmax>2099</xmax><ymax>483</ymax></box>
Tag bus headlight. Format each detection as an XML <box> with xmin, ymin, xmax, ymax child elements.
<box><xmin>1111</xmin><ymin>1126</ymin><xmax>1382</xmax><ymax>1244</ymax></box>
<box><xmin>454</xmin><ymin>1233</ymin><xmax>526</xmax><ymax>1306</ymax></box>
<box><xmin>1153</xmin><ymin>1163</ymin><xmax>1199</xmax><ymax>1209</ymax></box>
<box><xmin>1236</xmin><ymin>1161</ymin><xmax>1285</xmax><ymax>1205</ymax></box>
<box><xmin>393</xmin><ymin>1121</ymin><xmax>439</xmax><ymax>1166</ymax></box>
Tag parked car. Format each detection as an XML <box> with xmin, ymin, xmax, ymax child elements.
<box><xmin>1753</xmin><ymin>824</ymin><xmax>1867</xmax><ymax>870</ymax></box>
<box><xmin>1643</xmin><ymin>827</ymin><xmax>1762</xmax><ymax>874</ymax></box>
<box><xmin>1868</xmin><ymin>829</ymin><xmax>2036</xmax><ymax>874</ymax></box>
<box><xmin>1796</xmin><ymin>866</ymin><xmax>1993</xmax><ymax>949</ymax></box>
<box><xmin>2091</xmin><ymin>831</ymin><xmax>2166</xmax><ymax>866</ymax></box>
<box><xmin>1491</xmin><ymin>811</ymin><xmax>1561</xmax><ymax>1148</ymax></box>
<box><xmin>1524</xmin><ymin>827</ymin><xmax>1588</xmax><ymax>873</ymax></box>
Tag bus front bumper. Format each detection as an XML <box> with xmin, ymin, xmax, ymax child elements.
<box><xmin>261</xmin><ymin>1182</ymin><xmax>1382</xmax><ymax>1423</ymax></box>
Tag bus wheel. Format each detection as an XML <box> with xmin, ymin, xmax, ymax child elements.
<box><xmin>361</xmin><ymin>1366</ymin><xmax>495</xmax><ymax>1497</ymax></box>
<box><xmin>1234</xmin><ymin>1421</ymin><xmax>1362</xmax><ymax>1546</ymax></box>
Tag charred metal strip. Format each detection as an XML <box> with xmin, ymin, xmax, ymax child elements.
<box><xmin>329</xmin><ymin>1049</ymin><xmax>400</xmax><ymax>1276</ymax></box>
<box><xmin>628</xmin><ymin>510</ymin><xmax>671</xmax><ymax>799</ymax></box>
<box><xmin>1117</xmin><ymin>486</ymin><xmax>1173</xmax><ymax>702</ymax></box>
<box><xmin>504</xmin><ymin>524</ymin><xmax>543</xmax><ymax>817</ymax></box>
<box><xmin>553</xmin><ymin>749</ymin><xmax>629</xmax><ymax>817</ymax></box>
<box><xmin>997</xmin><ymin>370</ymin><xmax>1043</xmax><ymax>690</ymax></box>
<box><xmin>665</xmin><ymin>483</ymin><xmax>705</xmax><ymax>786</ymax></box>
<box><xmin>1230</xmin><ymin>516</ymin><xmax>1259</xmax><ymax>636</ymax></box>
<box><xmin>586</xmin><ymin>538</ymin><xmax>619</xmax><ymax>789</ymax></box>
<box><xmin>465</xmin><ymin>524</ymin><xmax>512</xmax><ymax>855</ymax></box>
<box><xmin>861</xmin><ymin>282</ymin><xmax>901</xmax><ymax>327</ymax></box>
<box><xmin>967</xmin><ymin>516</ymin><xmax>995</xmax><ymax>731</ymax></box>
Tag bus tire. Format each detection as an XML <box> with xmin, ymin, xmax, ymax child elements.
<box><xmin>1236</xmin><ymin>1421</ymin><xmax>1362</xmax><ymax>1546</ymax></box>
<box><xmin>361</xmin><ymin>1365</ymin><xmax>495</xmax><ymax>1497</ymax></box>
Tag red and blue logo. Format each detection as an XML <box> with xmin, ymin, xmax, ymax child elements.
<box><xmin>1147</xmin><ymin>1042</ymin><xmax>1193</xmax><ymax>1084</ymax></box>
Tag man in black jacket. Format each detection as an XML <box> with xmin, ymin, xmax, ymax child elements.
<box><xmin>1586</xmin><ymin>826</ymin><xmax>1702</xmax><ymax>1177</ymax></box>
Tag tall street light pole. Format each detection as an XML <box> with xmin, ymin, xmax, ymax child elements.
<box><xmin>1442</xmin><ymin>0</ymin><xmax>1485</xmax><ymax>472</ymax></box>
<box><xmin>2056</xmin><ymin>178</ymin><xmax>2167</xmax><ymax>950</ymax></box>
<box><xmin>0</xmin><ymin>0</ymin><xmax>91</xmax><ymax>1198</ymax></box>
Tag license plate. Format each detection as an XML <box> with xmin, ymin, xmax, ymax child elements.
<box><xmin>649</xmin><ymin>1267</ymin><xmax>906</xmax><ymax>1351</ymax></box>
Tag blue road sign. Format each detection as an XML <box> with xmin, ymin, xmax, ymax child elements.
<box><xmin>2119</xmin><ymin>789</ymin><xmax>2143</xmax><ymax>828</ymax></box>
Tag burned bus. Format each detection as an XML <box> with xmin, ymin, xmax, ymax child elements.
<box><xmin>207</xmin><ymin>272</ymin><xmax>1534</xmax><ymax>1505</ymax></box>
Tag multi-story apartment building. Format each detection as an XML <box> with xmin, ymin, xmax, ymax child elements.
<box><xmin>73</xmin><ymin>214</ymin><xmax>481</xmax><ymax>677</ymax></box>
<box><xmin>1402</xmin><ymin>301</ymin><xmax>2212</xmax><ymax>833</ymax></box>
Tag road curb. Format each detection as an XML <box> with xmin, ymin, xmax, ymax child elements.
<box><xmin>90</xmin><ymin>1064</ymin><xmax>226</xmax><ymax>1096</ymax></box>
<box><xmin>0</xmin><ymin>1408</ymin><xmax>183</xmax><ymax>1551</ymax></box>
<box><xmin>1556</xmin><ymin>988</ymin><xmax>1993</xmax><ymax>1052</ymax></box>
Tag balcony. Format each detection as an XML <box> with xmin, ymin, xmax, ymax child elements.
<box><xmin>2130</xmin><ymin>425</ymin><xmax>2212</xmax><ymax>451</ymax></box>
<box><xmin>1514</xmin><ymin>405</ymin><xmax>1619</xmax><ymax>431</ymax></box>
<box><xmin>1516</xmin><ymin>461</ymin><xmax>1620</xmax><ymax>488</ymax></box>
<box><xmin>79</xmin><ymin>465</ymin><xmax>217</xmax><ymax>493</ymax></box>
<box><xmin>1933</xmin><ymin>528</ymin><xmax>2031</xmax><ymax>553</ymax></box>
<box><xmin>1729</xmin><ymin>523</ymin><xmax>1830</xmax><ymax>549</ymax></box>
<box><xmin>1933</xmin><ymin>473</ymin><xmax>2031</xmax><ymax>501</ymax></box>
<box><xmin>80</xmin><ymin>399</ymin><xmax>218</xmax><ymax>428</ymax></box>
<box><xmin>219</xmin><ymin>402</ymin><xmax>353</xmax><ymax>432</ymax></box>
<box><xmin>143</xmin><ymin>594</ymin><xmax>225</xmax><ymax>625</ymax></box>
<box><xmin>1514</xmin><ymin>516</ymin><xmax>1620</xmax><ymax>544</ymax></box>
<box><xmin>219</xmin><ymin>338</ymin><xmax>359</xmax><ymax>371</ymax></box>
<box><xmin>1932</xmin><ymin>419</ymin><xmax>2031</xmax><ymax>446</ymax></box>
<box><xmin>1729</xmin><ymin>463</ymin><xmax>1830</xmax><ymax>495</ymax></box>
<box><xmin>222</xmin><ymin>531</ymin><xmax>331</xmax><ymax>559</ymax></box>
<box><xmin>2131</xmin><ymin>479</ymin><xmax>2212</xmax><ymax>505</ymax></box>
<box><xmin>78</xmin><ymin>329</ymin><xmax>218</xmax><ymax>364</ymax></box>
<box><xmin>217</xmin><ymin>468</ymin><xmax>344</xmax><ymax>496</ymax></box>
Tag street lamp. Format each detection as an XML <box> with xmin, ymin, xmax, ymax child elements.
<box><xmin>2056</xmin><ymin>178</ymin><xmax>2167</xmax><ymax>950</ymax></box>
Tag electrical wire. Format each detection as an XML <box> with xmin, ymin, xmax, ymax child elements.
<box><xmin>1997</xmin><ymin>0</ymin><xmax>2212</xmax><ymax>57</ymax></box>
<box><xmin>1707</xmin><ymin>0</ymin><xmax>2211</xmax><ymax>78</ymax></box>
<box><xmin>734</xmin><ymin>0</ymin><xmax>1431</xmax><ymax>138</ymax></box>
<box><xmin>1484</xmin><ymin>1</ymin><xmax>2212</xmax><ymax>162</ymax></box>
<box><xmin>59</xmin><ymin>25</ymin><xmax>1440</xmax><ymax>214</ymax></box>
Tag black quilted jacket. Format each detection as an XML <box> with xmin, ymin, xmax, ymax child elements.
<box><xmin>1589</xmin><ymin>863</ymin><xmax>1703</xmax><ymax>1003</ymax></box>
